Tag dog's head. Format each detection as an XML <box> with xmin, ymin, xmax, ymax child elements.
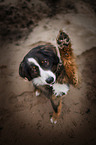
<box><xmin>19</xmin><ymin>44</ymin><xmax>59</xmax><ymax>86</ymax></box>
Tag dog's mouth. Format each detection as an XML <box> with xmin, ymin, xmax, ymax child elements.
<box><xmin>49</xmin><ymin>81</ymin><xmax>55</xmax><ymax>86</ymax></box>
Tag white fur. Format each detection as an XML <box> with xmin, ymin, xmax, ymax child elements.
<box><xmin>53</xmin><ymin>83</ymin><xmax>69</xmax><ymax>96</ymax></box>
<box><xmin>50</xmin><ymin>117</ymin><xmax>57</xmax><ymax>124</ymax></box>
<box><xmin>35</xmin><ymin>90</ymin><xmax>40</xmax><ymax>96</ymax></box>
<box><xmin>28</xmin><ymin>58</ymin><xmax>56</xmax><ymax>86</ymax></box>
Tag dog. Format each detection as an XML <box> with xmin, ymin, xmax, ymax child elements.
<box><xmin>19</xmin><ymin>30</ymin><xmax>78</xmax><ymax>124</ymax></box>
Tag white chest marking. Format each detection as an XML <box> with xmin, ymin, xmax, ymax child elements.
<box><xmin>28</xmin><ymin>58</ymin><xmax>56</xmax><ymax>86</ymax></box>
<box><xmin>53</xmin><ymin>83</ymin><xmax>69</xmax><ymax>96</ymax></box>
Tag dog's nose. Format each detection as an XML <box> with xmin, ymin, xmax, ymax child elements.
<box><xmin>46</xmin><ymin>77</ymin><xmax>54</xmax><ymax>84</ymax></box>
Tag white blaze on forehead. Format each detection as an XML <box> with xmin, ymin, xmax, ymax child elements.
<box><xmin>28</xmin><ymin>58</ymin><xmax>39</xmax><ymax>67</ymax></box>
<box><xmin>28</xmin><ymin>58</ymin><xmax>56</xmax><ymax>86</ymax></box>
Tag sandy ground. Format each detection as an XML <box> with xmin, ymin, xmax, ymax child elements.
<box><xmin>0</xmin><ymin>0</ymin><xmax>96</xmax><ymax>145</ymax></box>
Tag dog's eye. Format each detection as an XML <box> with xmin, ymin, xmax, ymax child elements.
<box><xmin>41</xmin><ymin>59</ymin><xmax>49</xmax><ymax>66</ymax></box>
<box><xmin>31</xmin><ymin>66</ymin><xmax>37</xmax><ymax>73</ymax></box>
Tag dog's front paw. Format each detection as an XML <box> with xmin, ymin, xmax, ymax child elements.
<box><xmin>50</xmin><ymin>117</ymin><xmax>57</xmax><ymax>124</ymax></box>
<box><xmin>57</xmin><ymin>30</ymin><xmax>70</xmax><ymax>49</ymax></box>
<box><xmin>35</xmin><ymin>90</ymin><xmax>40</xmax><ymax>96</ymax></box>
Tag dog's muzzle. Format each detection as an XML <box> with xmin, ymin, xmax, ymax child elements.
<box><xmin>46</xmin><ymin>77</ymin><xmax>54</xmax><ymax>84</ymax></box>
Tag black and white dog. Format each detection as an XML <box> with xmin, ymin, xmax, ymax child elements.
<box><xmin>19</xmin><ymin>31</ymin><xmax>78</xmax><ymax>123</ymax></box>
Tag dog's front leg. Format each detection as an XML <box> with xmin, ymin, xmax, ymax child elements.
<box><xmin>50</xmin><ymin>96</ymin><xmax>62</xmax><ymax>124</ymax></box>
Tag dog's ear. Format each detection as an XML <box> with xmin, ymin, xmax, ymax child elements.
<box><xmin>19</xmin><ymin>61</ymin><xmax>32</xmax><ymax>81</ymax></box>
